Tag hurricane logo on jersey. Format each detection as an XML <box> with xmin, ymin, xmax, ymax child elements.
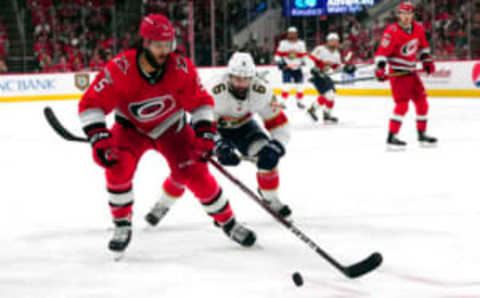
<box><xmin>400</xmin><ymin>39</ymin><xmax>419</xmax><ymax>57</ymax></box>
<box><xmin>472</xmin><ymin>63</ymin><xmax>480</xmax><ymax>88</ymax></box>
<box><xmin>129</xmin><ymin>95</ymin><xmax>176</xmax><ymax>123</ymax></box>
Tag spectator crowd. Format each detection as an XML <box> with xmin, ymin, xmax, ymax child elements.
<box><xmin>0</xmin><ymin>16</ymin><xmax>8</xmax><ymax>73</ymax></box>
<box><xmin>0</xmin><ymin>0</ymin><xmax>477</xmax><ymax>74</ymax></box>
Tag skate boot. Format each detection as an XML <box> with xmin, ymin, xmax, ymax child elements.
<box><xmin>418</xmin><ymin>131</ymin><xmax>438</xmax><ymax>147</ymax></box>
<box><xmin>307</xmin><ymin>105</ymin><xmax>319</xmax><ymax>122</ymax></box>
<box><xmin>296</xmin><ymin>101</ymin><xmax>306</xmax><ymax>109</ymax></box>
<box><xmin>218</xmin><ymin>218</ymin><xmax>256</xmax><ymax>247</ymax></box>
<box><xmin>145</xmin><ymin>202</ymin><xmax>170</xmax><ymax>226</ymax></box>
<box><xmin>109</xmin><ymin>221</ymin><xmax>132</xmax><ymax>260</ymax></box>
<box><xmin>387</xmin><ymin>132</ymin><xmax>407</xmax><ymax>150</ymax></box>
<box><xmin>258</xmin><ymin>189</ymin><xmax>292</xmax><ymax>220</ymax></box>
<box><xmin>323</xmin><ymin>111</ymin><xmax>338</xmax><ymax>124</ymax></box>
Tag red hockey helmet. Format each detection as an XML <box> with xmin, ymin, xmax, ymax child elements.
<box><xmin>397</xmin><ymin>1</ymin><xmax>415</xmax><ymax>13</ymax></box>
<box><xmin>140</xmin><ymin>14</ymin><xmax>175</xmax><ymax>42</ymax></box>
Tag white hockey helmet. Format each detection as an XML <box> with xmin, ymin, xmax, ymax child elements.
<box><xmin>227</xmin><ymin>52</ymin><xmax>256</xmax><ymax>78</ymax></box>
<box><xmin>327</xmin><ymin>32</ymin><xmax>340</xmax><ymax>41</ymax></box>
<box><xmin>287</xmin><ymin>26</ymin><xmax>298</xmax><ymax>33</ymax></box>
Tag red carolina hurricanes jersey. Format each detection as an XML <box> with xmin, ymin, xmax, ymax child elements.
<box><xmin>375</xmin><ymin>21</ymin><xmax>430</xmax><ymax>71</ymax></box>
<box><xmin>79</xmin><ymin>49</ymin><xmax>213</xmax><ymax>139</ymax></box>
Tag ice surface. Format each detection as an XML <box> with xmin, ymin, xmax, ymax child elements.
<box><xmin>1</xmin><ymin>96</ymin><xmax>479</xmax><ymax>298</ymax></box>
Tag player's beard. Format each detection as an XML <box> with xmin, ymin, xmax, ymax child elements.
<box><xmin>228</xmin><ymin>83</ymin><xmax>249</xmax><ymax>100</ymax></box>
<box><xmin>144</xmin><ymin>48</ymin><xmax>166</xmax><ymax>69</ymax></box>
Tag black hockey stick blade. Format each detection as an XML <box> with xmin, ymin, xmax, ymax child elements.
<box><xmin>343</xmin><ymin>252</ymin><xmax>383</xmax><ymax>278</ymax></box>
<box><xmin>43</xmin><ymin>106</ymin><xmax>88</xmax><ymax>143</ymax></box>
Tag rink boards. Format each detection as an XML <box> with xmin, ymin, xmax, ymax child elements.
<box><xmin>0</xmin><ymin>60</ymin><xmax>479</xmax><ymax>102</ymax></box>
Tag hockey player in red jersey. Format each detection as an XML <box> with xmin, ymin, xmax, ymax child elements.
<box><xmin>78</xmin><ymin>14</ymin><xmax>256</xmax><ymax>257</ymax></box>
<box><xmin>374</xmin><ymin>1</ymin><xmax>437</xmax><ymax>149</ymax></box>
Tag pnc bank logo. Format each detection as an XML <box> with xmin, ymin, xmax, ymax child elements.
<box><xmin>473</xmin><ymin>63</ymin><xmax>480</xmax><ymax>88</ymax></box>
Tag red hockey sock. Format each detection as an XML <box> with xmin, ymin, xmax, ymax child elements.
<box><xmin>389</xmin><ymin>119</ymin><xmax>403</xmax><ymax>134</ymax></box>
<box><xmin>325</xmin><ymin>99</ymin><xmax>334</xmax><ymax>109</ymax></box>
<box><xmin>108</xmin><ymin>188</ymin><xmax>134</xmax><ymax>224</ymax></box>
<box><xmin>257</xmin><ymin>170</ymin><xmax>279</xmax><ymax>191</ymax></box>
<box><xmin>317</xmin><ymin>95</ymin><xmax>326</xmax><ymax>106</ymax></box>
<box><xmin>416</xmin><ymin>115</ymin><xmax>428</xmax><ymax>132</ymax></box>
<box><xmin>296</xmin><ymin>91</ymin><xmax>304</xmax><ymax>101</ymax></box>
<box><xmin>198</xmin><ymin>188</ymin><xmax>234</xmax><ymax>224</ymax></box>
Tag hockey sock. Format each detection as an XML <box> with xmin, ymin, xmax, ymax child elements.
<box><xmin>159</xmin><ymin>176</ymin><xmax>185</xmax><ymax>207</ymax></box>
<box><xmin>416</xmin><ymin>115</ymin><xmax>428</xmax><ymax>132</ymax></box>
<box><xmin>108</xmin><ymin>188</ymin><xmax>134</xmax><ymax>225</ymax></box>
<box><xmin>257</xmin><ymin>169</ymin><xmax>279</xmax><ymax>200</ymax></box>
<box><xmin>199</xmin><ymin>188</ymin><xmax>234</xmax><ymax>224</ymax></box>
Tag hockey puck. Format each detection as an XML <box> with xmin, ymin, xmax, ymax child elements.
<box><xmin>292</xmin><ymin>272</ymin><xmax>303</xmax><ymax>287</ymax></box>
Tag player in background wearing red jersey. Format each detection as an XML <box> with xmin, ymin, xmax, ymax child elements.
<box><xmin>78</xmin><ymin>14</ymin><xmax>256</xmax><ymax>258</ymax></box>
<box><xmin>374</xmin><ymin>1</ymin><xmax>438</xmax><ymax>149</ymax></box>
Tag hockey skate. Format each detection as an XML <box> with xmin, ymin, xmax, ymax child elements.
<box><xmin>109</xmin><ymin>222</ymin><xmax>132</xmax><ymax>261</ymax></box>
<box><xmin>218</xmin><ymin>218</ymin><xmax>256</xmax><ymax>247</ymax></box>
<box><xmin>145</xmin><ymin>202</ymin><xmax>170</xmax><ymax>226</ymax></box>
<box><xmin>387</xmin><ymin>133</ymin><xmax>407</xmax><ymax>150</ymax></box>
<box><xmin>323</xmin><ymin>111</ymin><xmax>338</xmax><ymax>124</ymax></box>
<box><xmin>258</xmin><ymin>189</ymin><xmax>292</xmax><ymax>220</ymax></box>
<box><xmin>307</xmin><ymin>105</ymin><xmax>319</xmax><ymax>122</ymax></box>
<box><xmin>418</xmin><ymin>131</ymin><xmax>438</xmax><ymax>147</ymax></box>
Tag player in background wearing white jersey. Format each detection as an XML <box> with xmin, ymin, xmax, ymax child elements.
<box><xmin>211</xmin><ymin>52</ymin><xmax>292</xmax><ymax>218</ymax></box>
<box><xmin>307</xmin><ymin>33</ymin><xmax>356</xmax><ymax>123</ymax></box>
<box><xmin>274</xmin><ymin>27</ymin><xmax>308</xmax><ymax>109</ymax></box>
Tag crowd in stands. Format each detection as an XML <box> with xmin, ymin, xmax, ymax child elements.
<box><xmin>29</xmin><ymin>0</ymin><xmax>120</xmax><ymax>73</ymax></box>
<box><xmin>0</xmin><ymin>16</ymin><xmax>8</xmax><ymax>73</ymax></box>
<box><xmin>5</xmin><ymin>0</ymin><xmax>475</xmax><ymax>74</ymax></box>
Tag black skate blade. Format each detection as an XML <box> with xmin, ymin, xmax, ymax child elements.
<box><xmin>112</xmin><ymin>251</ymin><xmax>125</xmax><ymax>262</ymax></box>
<box><xmin>343</xmin><ymin>252</ymin><xmax>383</xmax><ymax>278</ymax></box>
<box><xmin>419</xmin><ymin>141</ymin><xmax>438</xmax><ymax>148</ymax></box>
<box><xmin>323</xmin><ymin>120</ymin><xmax>339</xmax><ymax>125</ymax></box>
<box><xmin>386</xmin><ymin>144</ymin><xmax>407</xmax><ymax>152</ymax></box>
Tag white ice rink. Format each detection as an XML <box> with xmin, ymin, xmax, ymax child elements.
<box><xmin>1</xmin><ymin>95</ymin><xmax>479</xmax><ymax>298</ymax></box>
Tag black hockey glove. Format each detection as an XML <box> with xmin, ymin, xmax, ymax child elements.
<box><xmin>214</xmin><ymin>139</ymin><xmax>241</xmax><ymax>166</ymax></box>
<box><xmin>277</xmin><ymin>61</ymin><xmax>287</xmax><ymax>71</ymax></box>
<box><xmin>257</xmin><ymin>140</ymin><xmax>285</xmax><ymax>171</ymax></box>
<box><xmin>342</xmin><ymin>64</ymin><xmax>356</xmax><ymax>75</ymax></box>
<box><xmin>311</xmin><ymin>67</ymin><xmax>328</xmax><ymax>79</ymax></box>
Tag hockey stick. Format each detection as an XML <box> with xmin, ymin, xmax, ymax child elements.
<box><xmin>43</xmin><ymin>106</ymin><xmax>88</xmax><ymax>143</ymax></box>
<box><xmin>206</xmin><ymin>156</ymin><xmax>383</xmax><ymax>279</ymax></box>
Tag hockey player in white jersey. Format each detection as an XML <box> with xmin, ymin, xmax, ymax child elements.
<box><xmin>144</xmin><ymin>52</ymin><xmax>292</xmax><ymax>224</ymax></box>
<box><xmin>274</xmin><ymin>27</ymin><xmax>308</xmax><ymax>109</ymax></box>
<box><xmin>307</xmin><ymin>33</ymin><xmax>356</xmax><ymax>123</ymax></box>
<box><xmin>210</xmin><ymin>52</ymin><xmax>292</xmax><ymax>218</ymax></box>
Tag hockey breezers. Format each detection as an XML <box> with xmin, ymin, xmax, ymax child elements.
<box><xmin>207</xmin><ymin>156</ymin><xmax>382</xmax><ymax>279</ymax></box>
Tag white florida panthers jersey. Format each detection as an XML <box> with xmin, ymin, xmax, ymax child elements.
<box><xmin>274</xmin><ymin>39</ymin><xmax>307</xmax><ymax>70</ymax></box>
<box><xmin>206</xmin><ymin>73</ymin><xmax>290</xmax><ymax>147</ymax></box>
<box><xmin>310</xmin><ymin>45</ymin><xmax>342</xmax><ymax>73</ymax></box>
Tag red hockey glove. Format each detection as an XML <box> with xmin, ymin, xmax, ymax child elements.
<box><xmin>375</xmin><ymin>67</ymin><xmax>387</xmax><ymax>81</ymax></box>
<box><xmin>192</xmin><ymin>121</ymin><xmax>217</xmax><ymax>162</ymax></box>
<box><xmin>88</xmin><ymin>127</ymin><xmax>118</xmax><ymax>168</ymax></box>
<box><xmin>422</xmin><ymin>59</ymin><xmax>435</xmax><ymax>75</ymax></box>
